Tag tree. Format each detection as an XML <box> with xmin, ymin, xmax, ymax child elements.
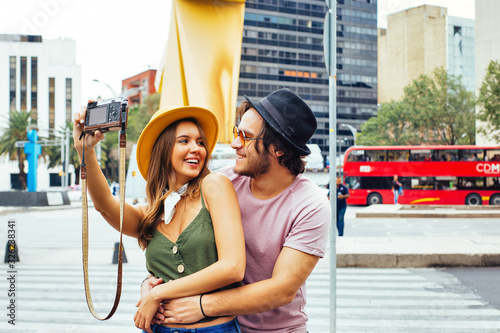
<box><xmin>127</xmin><ymin>93</ymin><xmax>160</xmax><ymax>142</ymax></box>
<box><xmin>0</xmin><ymin>110</ymin><xmax>31</xmax><ymax>190</ymax></box>
<box><xmin>477</xmin><ymin>59</ymin><xmax>500</xmax><ymax>143</ymax></box>
<box><xmin>403</xmin><ymin>67</ymin><xmax>475</xmax><ymax>145</ymax></box>
<box><xmin>100</xmin><ymin>93</ymin><xmax>160</xmax><ymax>181</ymax></box>
<box><xmin>357</xmin><ymin>101</ymin><xmax>417</xmax><ymax>145</ymax></box>
<box><xmin>358</xmin><ymin>67</ymin><xmax>476</xmax><ymax>145</ymax></box>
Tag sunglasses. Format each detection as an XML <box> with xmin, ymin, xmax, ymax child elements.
<box><xmin>233</xmin><ymin>126</ymin><xmax>262</xmax><ymax>146</ymax></box>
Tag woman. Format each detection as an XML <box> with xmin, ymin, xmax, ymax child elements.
<box><xmin>73</xmin><ymin>105</ymin><xmax>245</xmax><ymax>333</ymax></box>
<box><xmin>392</xmin><ymin>175</ymin><xmax>402</xmax><ymax>204</ymax></box>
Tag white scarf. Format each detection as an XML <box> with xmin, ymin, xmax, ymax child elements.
<box><xmin>163</xmin><ymin>184</ymin><xmax>188</xmax><ymax>224</ymax></box>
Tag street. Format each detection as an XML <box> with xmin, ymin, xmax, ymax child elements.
<box><xmin>0</xmin><ymin>206</ymin><xmax>499</xmax><ymax>332</ymax></box>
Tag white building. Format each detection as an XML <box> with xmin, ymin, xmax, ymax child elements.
<box><xmin>0</xmin><ymin>34</ymin><xmax>81</xmax><ymax>191</ymax></box>
<box><xmin>378</xmin><ymin>5</ymin><xmax>475</xmax><ymax>103</ymax></box>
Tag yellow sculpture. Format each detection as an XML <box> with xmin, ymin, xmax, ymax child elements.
<box><xmin>156</xmin><ymin>0</ymin><xmax>246</xmax><ymax>143</ymax></box>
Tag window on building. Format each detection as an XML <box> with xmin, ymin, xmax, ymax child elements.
<box><xmin>20</xmin><ymin>56</ymin><xmax>27</xmax><ymax>111</ymax></box>
<box><xmin>49</xmin><ymin>77</ymin><xmax>55</xmax><ymax>130</ymax></box>
<box><xmin>66</xmin><ymin>78</ymin><xmax>72</xmax><ymax>123</ymax></box>
<box><xmin>9</xmin><ymin>56</ymin><xmax>16</xmax><ymax>113</ymax></box>
<box><xmin>142</xmin><ymin>79</ymin><xmax>148</xmax><ymax>97</ymax></box>
<box><xmin>31</xmin><ymin>57</ymin><xmax>38</xmax><ymax>124</ymax></box>
<box><xmin>244</xmin><ymin>47</ymin><xmax>258</xmax><ymax>55</ymax></box>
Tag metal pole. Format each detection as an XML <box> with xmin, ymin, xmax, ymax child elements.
<box><xmin>65</xmin><ymin>127</ymin><xmax>70</xmax><ymax>186</ymax></box>
<box><xmin>60</xmin><ymin>134</ymin><xmax>65</xmax><ymax>190</ymax></box>
<box><xmin>92</xmin><ymin>78</ymin><xmax>117</xmax><ymax>168</ymax></box>
<box><xmin>92</xmin><ymin>79</ymin><xmax>118</xmax><ymax>98</ymax></box>
<box><xmin>323</xmin><ymin>1</ymin><xmax>337</xmax><ymax>331</ymax></box>
<box><xmin>341</xmin><ymin>123</ymin><xmax>357</xmax><ymax>145</ymax></box>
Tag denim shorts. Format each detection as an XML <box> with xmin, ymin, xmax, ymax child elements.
<box><xmin>145</xmin><ymin>318</ymin><xmax>241</xmax><ymax>333</ymax></box>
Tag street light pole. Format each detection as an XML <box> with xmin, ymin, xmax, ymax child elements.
<box><xmin>91</xmin><ymin>78</ymin><xmax>120</xmax><ymax>167</ymax></box>
<box><xmin>65</xmin><ymin>127</ymin><xmax>70</xmax><ymax>187</ymax></box>
<box><xmin>323</xmin><ymin>1</ymin><xmax>337</xmax><ymax>331</ymax></box>
<box><xmin>92</xmin><ymin>79</ymin><xmax>119</xmax><ymax>98</ymax></box>
<box><xmin>340</xmin><ymin>123</ymin><xmax>357</xmax><ymax>145</ymax></box>
<box><xmin>60</xmin><ymin>132</ymin><xmax>65</xmax><ymax>189</ymax></box>
<box><xmin>39</xmin><ymin>128</ymin><xmax>69</xmax><ymax>188</ymax></box>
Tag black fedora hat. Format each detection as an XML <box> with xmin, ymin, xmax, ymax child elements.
<box><xmin>245</xmin><ymin>88</ymin><xmax>317</xmax><ymax>156</ymax></box>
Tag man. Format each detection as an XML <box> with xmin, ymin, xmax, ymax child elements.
<box><xmin>142</xmin><ymin>88</ymin><xmax>331</xmax><ymax>332</ymax></box>
<box><xmin>336</xmin><ymin>176</ymin><xmax>349</xmax><ymax>237</ymax></box>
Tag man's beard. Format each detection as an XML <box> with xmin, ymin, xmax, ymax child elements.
<box><xmin>236</xmin><ymin>149</ymin><xmax>271</xmax><ymax>178</ymax></box>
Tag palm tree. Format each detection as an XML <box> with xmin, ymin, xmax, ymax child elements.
<box><xmin>0</xmin><ymin>110</ymin><xmax>32</xmax><ymax>190</ymax></box>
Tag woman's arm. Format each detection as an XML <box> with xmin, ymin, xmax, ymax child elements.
<box><xmin>73</xmin><ymin>107</ymin><xmax>145</xmax><ymax>238</ymax></box>
<box><xmin>134</xmin><ymin>173</ymin><xmax>245</xmax><ymax>330</ymax></box>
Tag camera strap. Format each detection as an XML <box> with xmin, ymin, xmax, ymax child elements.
<box><xmin>80</xmin><ymin>130</ymin><xmax>126</xmax><ymax>320</ymax></box>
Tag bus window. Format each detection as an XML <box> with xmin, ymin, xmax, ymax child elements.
<box><xmin>485</xmin><ymin>149</ymin><xmax>500</xmax><ymax>161</ymax></box>
<box><xmin>435</xmin><ymin>176</ymin><xmax>457</xmax><ymax>190</ymax></box>
<box><xmin>460</xmin><ymin>149</ymin><xmax>483</xmax><ymax>161</ymax></box>
<box><xmin>434</xmin><ymin>150</ymin><xmax>458</xmax><ymax>161</ymax></box>
<box><xmin>366</xmin><ymin>150</ymin><xmax>386</xmax><ymax>162</ymax></box>
<box><xmin>388</xmin><ymin>150</ymin><xmax>409</xmax><ymax>161</ymax></box>
<box><xmin>347</xmin><ymin>150</ymin><xmax>365</xmax><ymax>162</ymax></box>
<box><xmin>364</xmin><ymin>176</ymin><xmax>393</xmax><ymax>189</ymax></box>
<box><xmin>410</xmin><ymin>177</ymin><xmax>434</xmax><ymax>189</ymax></box>
<box><xmin>345</xmin><ymin>176</ymin><xmax>361</xmax><ymax>189</ymax></box>
<box><xmin>488</xmin><ymin>177</ymin><xmax>500</xmax><ymax>188</ymax></box>
<box><xmin>410</xmin><ymin>150</ymin><xmax>432</xmax><ymax>161</ymax></box>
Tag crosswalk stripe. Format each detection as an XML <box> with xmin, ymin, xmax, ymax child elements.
<box><xmin>305</xmin><ymin>268</ymin><xmax>500</xmax><ymax>332</ymax></box>
<box><xmin>337</xmin><ymin>319</ymin><xmax>500</xmax><ymax>330</ymax></box>
<box><xmin>2</xmin><ymin>265</ymin><xmax>500</xmax><ymax>333</ymax></box>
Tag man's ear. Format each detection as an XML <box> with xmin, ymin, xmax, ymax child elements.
<box><xmin>274</xmin><ymin>149</ymin><xmax>284</xmax><ymax>157</ymax></box>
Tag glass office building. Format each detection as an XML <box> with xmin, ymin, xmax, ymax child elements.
<box><xmin>238</xmin><ymin>0</ymin><xmax>378</xmax><ymax>162</ymax></box>
<box><xmin>447</xmin><ymin>16</ymin><xmax>475</xmax><ymax>93</ymax></box>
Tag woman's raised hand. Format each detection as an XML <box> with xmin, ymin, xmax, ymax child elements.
<box><xmin>73</xmin><ymin>100</ymin><xmax>106</xmax><ymax>159</ymax></box>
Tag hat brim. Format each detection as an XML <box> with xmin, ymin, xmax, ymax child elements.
<box><xmin>244</xmin><ymin>96</ymin><xmax>311</xmax><ymax>155</ymax></box>
<box><xmin>136</xmin><ymin>106</ymin><xmax>219</xmax><ymax>180</ymax></box>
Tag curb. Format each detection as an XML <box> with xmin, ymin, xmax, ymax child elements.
<box><xmin>0</xmin><ymin>202</ymin><xmax>93</xmax><ymax>216</ymax></box>
<box><xmin>337</xmin><ymin>253</ymin><xmax>500</xmax><ymax>268</ymax></box>
<box><xmin>356</xmin><ymin>212</ymin><xmax>500</xmax><ymax>218</ymax></box>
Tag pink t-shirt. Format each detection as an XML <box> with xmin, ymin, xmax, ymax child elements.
<box><xmin>219</xmin><ymin>167</ymin><xmax>331</xmax><ymax>333</ymax></box>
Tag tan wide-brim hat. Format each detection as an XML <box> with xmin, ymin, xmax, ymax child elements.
<box><xmin>136</xmin><ymin>106</ymin><xmax>219</xmax><ymax>180</ymax></box>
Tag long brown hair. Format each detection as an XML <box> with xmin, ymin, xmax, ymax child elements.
<box><xmin>138</xmin><ymin>118</ymin><xmax>211</xmax><ymax>249</ymax></box>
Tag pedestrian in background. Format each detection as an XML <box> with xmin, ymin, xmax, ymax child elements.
<box><xmin>336</xmin><ymin>176</ymin><xmax>349</xmax><ymax>236</ymax></box>
<box><xmin>392</xmin><ymin>175</ymin><xmax>402</xmax><ymax>204</ymax></box>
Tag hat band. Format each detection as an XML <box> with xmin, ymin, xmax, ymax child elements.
<box><xmin>260</xmin><ymin>97</ymin><xmax>295</xmax><ymax>139</ymax></box>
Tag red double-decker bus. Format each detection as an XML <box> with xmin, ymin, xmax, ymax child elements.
<box><xmin>343</xmin><ymin>145</ymin><xmax>500</xmax><ymax>206</ymax></box>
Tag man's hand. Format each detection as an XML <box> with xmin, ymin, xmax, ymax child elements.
<box><xmin>157</xmin><ymin>295</ymin><xmax>204</xmax><ymax>325</ymax></box>
<box><xmin>134</xmin><ymin>288</ymin><xmax>162</xmax><ymax>333</ymax></box>
<box><xmin>135</xmin><ymin>276</ymin><xmax>164</xmax><ymax>331</ymax></box>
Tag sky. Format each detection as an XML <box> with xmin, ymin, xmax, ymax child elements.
<box><xmin>378</xmin><ymin>0</ymin><xmax>475</xmax><ymax>28</ymax></box>
<box><xmin>0</xmin><ymin>0</ymin><xmax>173</xmax><ymax>103</ymax></box>
<box><xmin>0</xmin><ymin>0</ymin><xmax>475</xmax><ymax>105</ymax></box>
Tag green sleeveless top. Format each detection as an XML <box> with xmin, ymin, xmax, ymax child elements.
<box><xmin>145</xmin><ymin>190</ymin><xmax>240</xmax><ymax>320</ymax></box>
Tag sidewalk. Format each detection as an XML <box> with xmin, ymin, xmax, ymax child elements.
<box><xmin>335</xmin><ymin>236</ymin><xmax>500</xmax><ymax>268</ymax></box>
<box><xmin>355</xmin><ymin>203</ymin><xmax>500</xmax><ymax>218</ymax></box>
<box><xmin>333</xmin><ymin>204</ymin><xmax>500</xmax><ymax>268</ymax></box>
